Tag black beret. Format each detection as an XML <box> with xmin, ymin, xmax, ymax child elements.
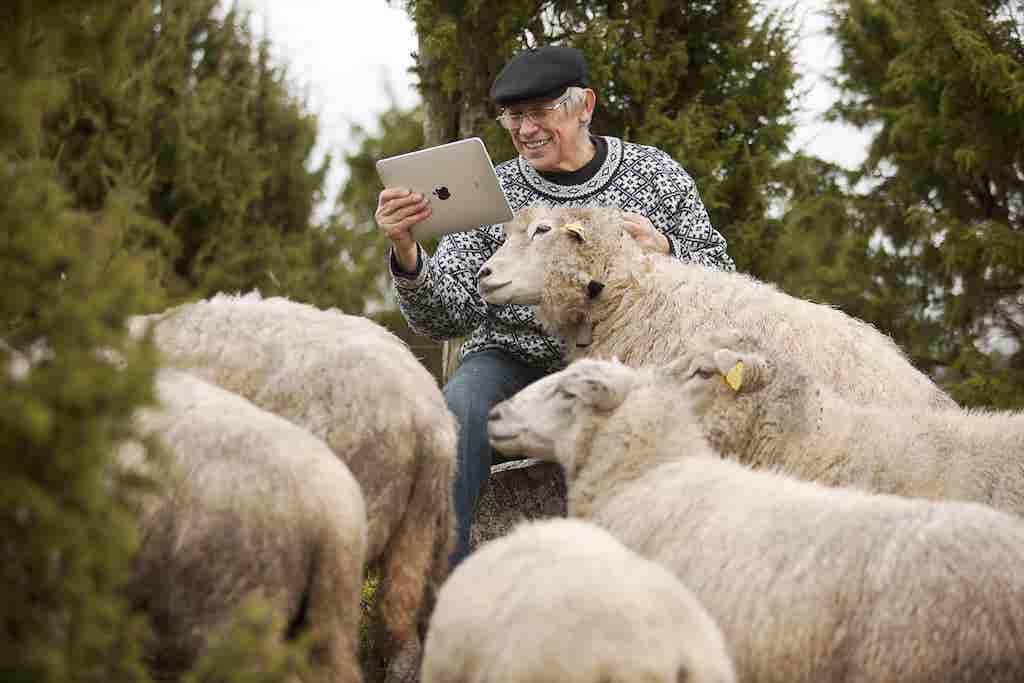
<box><xmin>490</xmin><ymin>45</ymin><xmax>589</xmax><ymax>106</ymax></box>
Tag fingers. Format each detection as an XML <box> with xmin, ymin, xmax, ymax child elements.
<box><xmin>620</xmin><ymin>214</ymin><xmax>649</xmax><ymax>240</ymax></box>
<box><xmin>621</xmin><ymin>212</ymin><xmax>651</xmax><ymax>229</ymax></box>
<box><xmin>379</xmin><ymin>187</ymin><xmax>413</xmax><ymax>203</ymax></box>
<box><xmin>621</xmin><ymin>219</ymin><xmax>642</xmax><ymax>237</ymax></box>
<box><xmin>376</xmin><ymin>188</ymin><xmax>432</xmax><ymax>241</ymax></box>
<box><xmin>376</xmin><ymin>188</ymin><xmax>427</xmax><ymax>218</ymax></box>
<box><xmin>620</xmin><ymin>213</ymin><xmax>669</xmax><ymax>254</ymax></box>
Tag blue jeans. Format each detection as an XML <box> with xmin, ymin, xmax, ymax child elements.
<box><xmin>444</xmin><ymin>349</ymin><xmax>550</xmax><ymax>568</ymax></box>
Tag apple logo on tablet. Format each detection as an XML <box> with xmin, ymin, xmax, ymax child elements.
<box><xmin>433</xmin><ymin>186</ymin><xmax>451</xmax><ymax>200</ymax></box>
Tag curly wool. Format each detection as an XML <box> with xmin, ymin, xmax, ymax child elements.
<box><xmin>491</xmin><ymin>359</ymin><xmax>1024</xmax><ymax>683</ymax></box>
<box><xmin>123</xmin><ymin>369</ymin><xmax>367</xmax><ymax>682</ymax></box>
<box><xmin>130</xmin><ymin>292</ymin><xmax>457</xmax><ymax>683</ymax></box>
<box><xmin>680</xmin><ymin>337</ymin><xmax>1024</xmax><ymax>516</ymax></box>
<box><xmin>421</xmin><ymin>518</ymin><xmax>736</xmax><ymax>683</ymax></box>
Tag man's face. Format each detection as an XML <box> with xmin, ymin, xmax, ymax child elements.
<box><xmin>502</xmin><ymin>93</ymin><xmax>589</xmax><ymax>173</ymax></box>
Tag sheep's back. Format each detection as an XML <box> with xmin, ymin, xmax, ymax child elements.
<box><xmin>125</xmin><ymin>369</ymin><xmax>366</xmax><ymax>675</ymax></box>
<box><xmin>590</xmin><ymin>455</ymin><xmax>1024</xmax><ymax>683</ymax></box>
<box><xmin>590</xmin><ymin>258</ymin><xmax>952</xmax><ymax>408</ymax></box>
<box><xmin>422</xmin><ymin>518</ymin><xmax>735</xmax><ymax>683</ymax></box>
<box><xmin>132</xmin><ymin>293</ymin><xmax>452</xmax><ymax>558</ymax></box>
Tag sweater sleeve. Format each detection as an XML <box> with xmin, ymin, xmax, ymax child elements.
<box><xmin>651</xmin><ymin>151</ymin><xmax>735</xmax><ymax>272</ymax></box>
<box><xmin>389</xmin><ymin>227</ymin><xmax>501</xmax><ymax>341</ymax></box>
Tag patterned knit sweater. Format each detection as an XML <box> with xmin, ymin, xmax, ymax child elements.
<box><xmin>390</xmin><ymin>136</ymin><xmax>735</xmax><ymax>373</ymax></box>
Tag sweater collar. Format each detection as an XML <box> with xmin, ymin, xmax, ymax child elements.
<box><xmin>517</xmin><ymin>136</ymin><xmax>623</xmax><ymax>200</ymax></box>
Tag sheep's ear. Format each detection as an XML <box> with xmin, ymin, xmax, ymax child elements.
<box><xmin>712</xmin><ymin>349</ymin><xmax>764</xmax><ymax>392</ymax></box>
<box><xmin>562</xmin><ymin>371</ymin><xmax>631</xmax><ymax>412</ymax></box>
<box><xmin>563</xmin><ymin>220</ymin><xmax>586</xmax><ymax>242</ymax></box>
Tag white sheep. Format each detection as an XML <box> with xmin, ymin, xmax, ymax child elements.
<box><xmin>421</xmin><ymin>517</ymin><xmax>736</xmax><ymax>683</ymax></box>
<box><xmin>487</xmin><ymin>358</ymin><xmax>1024</xmax><ymax>683</ymax></box>
<box><xmin>477</xmin><ymin>204</ymin><xmax>954</xmax><ymax>409</ymax></box>
<box><xmin>123</xmin><ymin>368</ymin><xmax>367</xmax><ymax>682</ymax></box>
<box><xmin>675</xmin><ymin>331</ymin><xmax>1024</xmax><ymax>515</ymax></box>
<box><xmin>129</xmin><ymin>292</ymin><xmax>458</xmax><ymax>683</ymax></box>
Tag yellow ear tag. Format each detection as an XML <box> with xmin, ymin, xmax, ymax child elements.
<box><xmin>563</xmin><ymin>221</ymin><xmax>586</xmax><ymax>241</ymax></box>
<box><xmin>724</xmin><ymin>361</ymin><xmax>745</xmax><ymax>392</ymax></box>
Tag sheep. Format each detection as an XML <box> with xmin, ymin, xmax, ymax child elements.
<box><xmin>128</xmin><ymin>292</ymin><xmax>458</xmax><ymax>683</ymax></box>
<box><xmin>675</xmin><ymin>331</ymin><xmax>1024</xmax><ymax>515</ymax></box>
<box><xmin>421</xmin><ymin>517</ymin><xmax>736</xmax><ymax>683</ymax></box>
<box><xmin>487</xmin><ymin>358</ymin><xmax>1024</xmax><ymax>683</ymax></box>
<box><xmin>477</xmin><ymin>204</ymin><xmax>954</xmax><ymax>409</ymax></box>
<box><xmin>123</xmin><ymin>368</ymin><xmax>367</xmax><ymax>682</ymax></box>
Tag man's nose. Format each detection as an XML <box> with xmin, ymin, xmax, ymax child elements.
<box><xmin>518</xmin><ymin>116</ymin><xmax>541</xmax><ymax>136</ymax></box>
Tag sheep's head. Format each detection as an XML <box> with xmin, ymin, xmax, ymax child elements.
<box><xmin>661</xmin><ymin>331</ymin><xmax>790</xmax><ymax>463</ymax></box>
<box><xmin>487</xmin><ymin>358</ymin><xmax>638</xmax><ymax>473</ymax></box>
<box><xmin>477</xmin><ymin>204</ymin><xmax>628</xmax><ymax>346</ymax></box>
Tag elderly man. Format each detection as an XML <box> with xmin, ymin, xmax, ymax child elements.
<box><xmin>375</xmin><ymin>45</ymin><xmax>734</xmax><ymax>566</ymax></box>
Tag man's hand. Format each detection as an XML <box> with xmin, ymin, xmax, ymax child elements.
<box><xmin>376</xmin><ymin>187</ymin><xmax>431</xmax><ymax>272</ymax></box>
<box><xmin>622</xmin><ymin>212</ymin><xmax>670</xmax><ymax>255</ymax></box>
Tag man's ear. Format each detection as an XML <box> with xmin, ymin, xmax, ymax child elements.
<box><xmin>578</xmin><ymin>88</ymin><xmax>597</xmax><ymax>124</ymax></box>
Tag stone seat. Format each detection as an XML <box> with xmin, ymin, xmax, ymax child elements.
<box><xmin>468</xmin><ymin>458</ymin><xmax>567</xmax><ymax>550</ymax></box>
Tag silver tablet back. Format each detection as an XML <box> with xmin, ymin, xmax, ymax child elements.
<box><xmin>376</xmin><ymin>137</ymin><xmax>514</xmax><ymax>241</ymax></box>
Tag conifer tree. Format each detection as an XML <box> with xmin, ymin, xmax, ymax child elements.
<box><xmin>41</xmin><ymin>0</ymin><xmax>338</xmax><ymax>306</ymax></box>
<box><xmin>1</xmin><ymin>3</ymin><xmax>159</xmax><ymax>680</ymax></box>
<box><xmin>829</xmin><ymin>0</ymin><xmax>1024</xmax><ymax>406</ymax></box>
<box><xmin>330</xmin><ymin>104</ymin><xmax>426</xmax><ymax>319</ymax></box>
<box><xmin>2</xmin><ymin>3</ymin><xmax>324</xmax><ymax>680</ymax></box>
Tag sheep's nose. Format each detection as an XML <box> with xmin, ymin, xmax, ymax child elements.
<box><xmin>488</xmin><ymin>404</ymin><xmax>503</xmax><ymax>422</ymax></box>
<box><xmin>477</xmin><ymin>265</ymin><xmax>492</xmax><ymax>282</ymax></box>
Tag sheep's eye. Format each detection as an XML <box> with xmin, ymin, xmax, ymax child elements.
<box><xmin>530</xmin><ymin>223</ymin><xmax>552</xmax><ymax>239</ymax></box>
<box><xmin>690</xmin><ymin>366</ymin><xmax>717</xmax><ymax>380</ymax></box>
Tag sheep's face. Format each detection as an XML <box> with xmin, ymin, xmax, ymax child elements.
<box><xmin>668</xmin><ymin>345</ymin><xmax>772</xmax><ymax>413</ymax></box>
<box><xmin>487</xmin><ymin>358</ymin><xmax>637</xmax><ymax>468</ymax></box>
<box><xmin>478</xmin><ymin>205</ymin><xmax>625</xmax><ymax>339</ymax></box>
<box><xmin>661</xmin><ymin>337</ymin><xmax>780</xmax><ymax>460</ymax></box>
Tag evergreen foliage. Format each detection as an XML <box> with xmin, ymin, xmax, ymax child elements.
<box><xmin>829</xmin><ymin>0</ymin><xmax>1024</xmax><ymax>406</ymax></box>
<box><xmin>1</xmin><ymin>2</ymin><xmax>325</xmax><ymax>680</ymax></box>
<box><xmin>333</xmin><ymin>104</ymin><xmax>426</xmax><ymax>318</ymax></box>
<box><xmin>1</xmin><ymin>3</ymin><xmax>160</xmax><ymax>681</ymax></box>
<box><xmin>179</xmin><ymin>598</ymin><xmax>313</xmax><ymax>683</ymax></box>
<box><xmin>39</xmin><ymin>0</ymin><xmax>335</xmax><ymax>304</ymax></box>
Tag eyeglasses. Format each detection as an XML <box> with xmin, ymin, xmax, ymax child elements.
<box><xmin>495</xmin><ymin>92</ymin><xmax>572</xmax><ymax>130</ymax></box>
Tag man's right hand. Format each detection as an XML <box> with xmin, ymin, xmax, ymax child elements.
<box><xmin>375</xmin><ymin>187</ymin><xmax>431</xmax><ymax>273</ymax></box>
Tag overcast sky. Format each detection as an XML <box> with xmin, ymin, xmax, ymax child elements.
<box><xmin>236</xmin><ymin>0</ymin><xmax>873</xmax><ymax>217</ymax></box>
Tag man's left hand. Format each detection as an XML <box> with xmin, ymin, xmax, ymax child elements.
<box><xmin>622</xmin><ymin>212</ymin><xmax>670</xmax><ymax>255</ymax></box>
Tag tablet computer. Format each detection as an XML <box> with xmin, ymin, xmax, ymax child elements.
<box><xmin>376</xmin><ymin>137</ymin><xmax>514</xmax><ymax>242</ymax></box>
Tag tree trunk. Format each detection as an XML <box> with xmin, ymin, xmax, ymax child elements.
<box><xmin>417</xmin><ymin>29</ymin><xmax>468</xmax><ymax>382</ymax></box>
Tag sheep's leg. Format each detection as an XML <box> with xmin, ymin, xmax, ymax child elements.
<box><xmin>303</xmin><ymin>533</ymin><xmax>366</xmax><ymax>683</ymax></box>
<box><xmin>377</xmin><ymin>428</ymin><xmax>457</xmax><ymax>683</ymax></box>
